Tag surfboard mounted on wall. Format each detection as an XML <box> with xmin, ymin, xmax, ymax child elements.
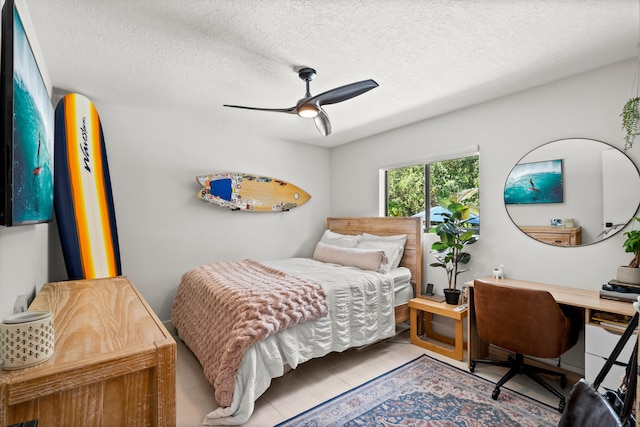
<box><xmin>197</xmin><ymin>172</ymin><xmax>311</xmax><ymax>212</ymax></box>
<box><xmin>54</xmin><ymin>93</ymin><xmax>121</xmax><ymax>280</ymax></box>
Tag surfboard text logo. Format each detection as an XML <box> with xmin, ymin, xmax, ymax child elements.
<box><xmin>80</xmin><ymin>117</ymin><xmax>91</xmax><ymax>173</ymax></box>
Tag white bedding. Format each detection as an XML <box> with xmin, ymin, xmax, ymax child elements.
<box><xmin>200</xmin><ymin>257</ymin><xmax>398</xmax><ymax>425</ymax></box>
<box><xmin>389</xmin><ymin>266</ymin><xmax>413</xmax><ymax>305</ymax></box>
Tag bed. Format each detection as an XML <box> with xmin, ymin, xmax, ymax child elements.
<box><xmin>172</xmin><ymin>217</ymin><xmax>423</xmax><ymax>425</ymax></box>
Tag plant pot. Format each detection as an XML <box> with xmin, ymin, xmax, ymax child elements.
<box><xmin>616</xmin><ymin>266</ymin><xmax>640</xmax><ymax>285</ymax></box>
<box><xmin>444</xmin><ymin>289</ymin><xmax>461</xmax><ymax>305</ymax></box>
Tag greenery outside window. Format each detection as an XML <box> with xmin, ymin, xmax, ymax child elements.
<box><xmin>383</xmin><ymin>152</ymin><xmax>480</xmax><ymax>233</ymax></box>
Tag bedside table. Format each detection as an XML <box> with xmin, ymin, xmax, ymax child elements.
<box><xmin>409</xmin><ymin>297</ymin><xmax>468</xmax><ymax>360</ymax></box>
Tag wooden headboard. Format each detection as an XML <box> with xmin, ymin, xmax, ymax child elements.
<box><xmin>326</xmin><ymin>217</ymin><xmax>423</xmax><ymax>298</ymax></box>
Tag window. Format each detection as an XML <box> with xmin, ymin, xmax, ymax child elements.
<box><xmin>383</xmin><ymin>150</ymin><xmax>479</xmax><ymax>232</ymax></box>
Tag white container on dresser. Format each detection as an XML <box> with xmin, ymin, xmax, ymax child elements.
<box><xmin>584</xmin><ymin>323</ymin><xmax>636</xmax><ymax>392</ymax></box>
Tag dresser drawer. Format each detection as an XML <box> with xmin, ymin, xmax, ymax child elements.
<box><xmin>585</xmin><ymin>353</ymin><xmax>627</xmax><ymax>392</ymax></box>
<box><xmin>585</xmin><ymin>324</ymin><xmax>635</xmax><ymax>362</ymax></box>
<box><xmin>519</xmin><ymin>225</ymin><xmax>582</xmax><ymax>246</ymax></box>
<box><xmin>584</xmin><ymin>324</ymin><xmax>636</xmax><ymax>392</ymax></box>
<box><xmin>529</xmin><ymin>232</ymin><xmax>571</xmax><ymax>246</ymax></box>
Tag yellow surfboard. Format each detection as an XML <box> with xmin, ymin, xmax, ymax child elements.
<box><xmin>54</xmin><ymin>93</ymin><xmax>121</xmax><ymax>280</ymax></box>
<box><xmin>196</xmin><ymin>172</ymin><xmax>311</xmax><ymax>212</ymax></box>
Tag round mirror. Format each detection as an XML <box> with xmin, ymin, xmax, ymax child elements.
<box><xmin>504</xmin><ymin>138</ymin><xmax>640</xmax><ymax>246</ymax></box>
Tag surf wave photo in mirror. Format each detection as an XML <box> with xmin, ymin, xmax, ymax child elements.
<box><xmin>504</xmin><ymin>159</ymin><xmax>564</xmax><ymax>205</ymax></box>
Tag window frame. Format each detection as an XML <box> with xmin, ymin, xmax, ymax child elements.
<box><xmin>379</xmin><ymin>145</ymin><xmax>479</xmax><ymax>232</ymax></box>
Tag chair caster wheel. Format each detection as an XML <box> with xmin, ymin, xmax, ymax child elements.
<box><xmin>470</xmin><ymin>362</ymin><xmax>476</xmax><ymax>372</ymax></box>
<box><xmin>491</xmin><ymin>388</ymin><xmax>500</xmax><ymax>400</ymax></box>
<box><xmin>558</xmin><ymin>400</ymin><xmax>565</xmax><ymax>413</ymax></box>
<box><xmin>560</xmin><ymin>377</ymin><xmax>567</xmax><ymax>389</ymax></box>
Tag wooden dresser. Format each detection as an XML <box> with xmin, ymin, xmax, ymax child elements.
<box><xmin>519</xmin><ymin>225</ymin><xmax>582</xmax><ymax>246</ymax></box>
<box><xmin>0</xmin><ymin>276</ymin><xmax>176</xmax><ymax>426</ymax></box>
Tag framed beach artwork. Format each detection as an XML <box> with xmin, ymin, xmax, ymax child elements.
<box><xmin>504</xmin><ymin>159</ymin><xmax>563</xmax><ymax>205</ymax></box>
<box><xmin>0</xmin><ymin>0</ymin><xmax>55</xmax><ymax>226</ymax></box>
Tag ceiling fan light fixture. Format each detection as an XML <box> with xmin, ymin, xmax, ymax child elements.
<box><xmin>297</xmin><ymin>104</ymin><xmax>319</xmax><ymax>118</ymax></box>
<box><xmin>223</xmin><ymin>67</ymin><xmax>378</xmax><ymax>136</ymax></box>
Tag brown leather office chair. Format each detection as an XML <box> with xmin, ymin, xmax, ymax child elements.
<box><xmin>470</xmin><ymin>279</ymin><xmax>581</xmax><ymax>412</ymax></box>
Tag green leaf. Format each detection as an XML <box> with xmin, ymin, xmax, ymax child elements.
<box><xmin>431</xmin><ymin>241</ymin><xmax>448</xmax><ymax>251</ymax></box>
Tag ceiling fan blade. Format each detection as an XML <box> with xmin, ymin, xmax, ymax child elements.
<box><xmin>313</xmin><ymin>108</ymin><xmax>331</xmax><ymax>136</ymax></box>
<box><xmin>308</xmin><ymin>79</ymin><xmax>378</xmax><ymax>107</ymax></box>
<box><xmin>223</xmin><ymin>104</ymin><xmax>296</xmax><ymax>114</ymax></box>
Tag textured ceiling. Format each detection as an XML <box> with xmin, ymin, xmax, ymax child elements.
<box><xmin>25</xmin><ymin>0</ymin><xmax>639</xmax><ymax>147</ymax></box>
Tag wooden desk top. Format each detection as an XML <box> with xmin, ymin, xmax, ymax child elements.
<box><xmin>470</xmin><ymin>277</ymin><xmax>636</xmax><ymax>317</ymax></box>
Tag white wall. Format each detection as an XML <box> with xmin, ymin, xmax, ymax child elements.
<box><xmin>48</xmin><ymin>103</ymin><xmax>331</xmax><ymax>321</ymax></box>
<box><xmin>0</xmin><ymin>0</ymin><xmax>52</xmax><ymax>319</ymax></box>
<box><xmin>330</xmin><ymin>59</ymin><xmax>639</xmax><ymax>296</ymax></box>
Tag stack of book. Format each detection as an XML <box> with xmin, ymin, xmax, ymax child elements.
<box><xmin>599</xmin><ymin>279</ymin><xmax>640</xmax><ymax>302</ymax></box>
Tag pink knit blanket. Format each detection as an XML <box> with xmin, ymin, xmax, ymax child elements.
<box><xmin>171</xmin><ymin>259</ymin><xmax>328</xmax><ymax>407</ymax></box>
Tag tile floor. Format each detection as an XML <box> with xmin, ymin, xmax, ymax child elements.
<box><xmin>175</xmin><ymin>326</ymin><xmax>573</xmax><ymax>426</ymax></box>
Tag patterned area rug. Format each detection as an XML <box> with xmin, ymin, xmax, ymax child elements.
<box><xmin>276</xmin><ymin>354</ymin><xmax>560</xmax><ymax>427</ymax></box>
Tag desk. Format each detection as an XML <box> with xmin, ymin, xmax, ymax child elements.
<box><xmin>467</xmin><ymin>277</ymin><xmax>636</xmax><ymax>377</ymax></box>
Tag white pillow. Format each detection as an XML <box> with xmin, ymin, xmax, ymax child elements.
<box><xmin>319</xmin><ymin>229</ymin><xmax>362</xmax><ymax>248</ymax></box>
<box><xmin>356</xmin><ymin>240</ymin><xmax>404</xmax><ymax>273</ymax></box>
<box><xmin>362</xmin><ymin>232</ymin><xmax>407</xmax><ymax>246</ymax></box>
<box><xmin>360</xmin><ymin>233</ymin><xmax>407</xmax><ymax>269</ymax></box>
<box><xmin>312</xmin><ymin>242</ymin><xmax>386</xmax><ymax>272</ymax></box>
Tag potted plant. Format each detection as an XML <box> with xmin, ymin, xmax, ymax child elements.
<box><xmin>429</xmin><ymin>189</ymin><xmax>479</xmax><ymax>304</ymax></box>
<box><xmin>618</xmin><ymin>217</ymin><xmax>640</xmax><ymax>284</ymax></box>
<box><xmin>621</xmin><ymin>97</ymin><xmax>640</xmax><ymax>152</ymax></box>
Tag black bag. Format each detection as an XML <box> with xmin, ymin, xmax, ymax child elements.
<box><xmin>558</xmin><ymin>312</ymin><xmax>638</xmax><ymax>427</ymax></box>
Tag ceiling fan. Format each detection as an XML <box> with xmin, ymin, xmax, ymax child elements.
<box><xmin>223</xmin><ymin>67</ymin><xmax>378</xmax><ymax>136</ymax></box>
